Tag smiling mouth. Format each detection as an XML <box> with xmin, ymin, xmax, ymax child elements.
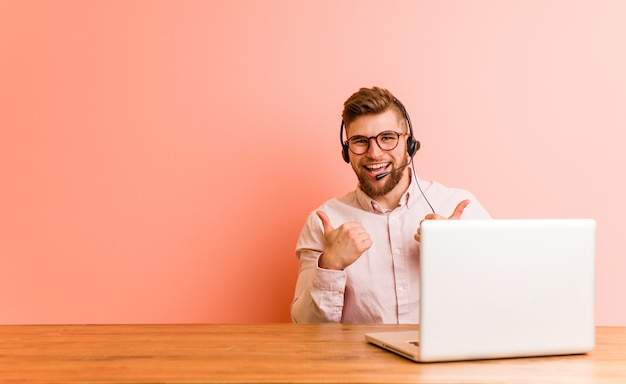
<box><xmin>365</xmin><ymin>163</ymin><xmax>390</xmax><ymax>177</ymax></box>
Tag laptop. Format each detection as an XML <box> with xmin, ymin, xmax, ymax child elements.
<box><xmin>365</xmin><ymin>219</ymin><xmax>596</xmax><ymax>362</ymax></box>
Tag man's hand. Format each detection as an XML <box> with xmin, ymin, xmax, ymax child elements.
<box><xmin>316</xmin><ymin>210</ymin><xmax>373</xmax><ymax>270</ymax></box>
<box><xmin>414</xmin><ymin>200</ymin><xmax>470</xmax><ymax>242</ymax></box>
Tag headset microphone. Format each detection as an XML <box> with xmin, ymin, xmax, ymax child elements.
<box><xmin>375</xmin><ymin>160</ymin><xmax>412</xmax><ymax>180</ymax></box>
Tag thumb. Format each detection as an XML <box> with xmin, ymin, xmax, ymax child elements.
<box><xmin>316</xmin><ymin>211</ymin><xmax>335</xmax><ymax>233</ymax></box>
<box><xmin>449</xmin><ymin>199</ymin><xmax>470</xmax><ymax>219</ymax></box>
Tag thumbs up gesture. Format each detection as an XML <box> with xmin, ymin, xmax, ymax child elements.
<box><xmin>316</xmin><ymin>211</ymin><xmax>373</xmax><ymax>270</ymax></box>
<box><xmin>414</xmin><ymin>199</ymin><xmax>470</xmax><ymax>242</ymax></box>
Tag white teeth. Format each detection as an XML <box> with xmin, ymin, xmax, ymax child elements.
<box><xmin>367</xmin><ymin>164</ymin><xmax>387</xmax><ymax>170</ymax></box>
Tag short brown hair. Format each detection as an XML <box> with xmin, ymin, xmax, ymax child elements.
<box><xmin>342</xmin><ymin>87</ymin><xmax>405</xmax><ymax>129</ymax></box>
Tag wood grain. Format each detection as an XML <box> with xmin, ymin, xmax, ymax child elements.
<box><xmin>1</xmin><ymin>324</ymin><xmax>625</xmax><ymax>383</ymax></box>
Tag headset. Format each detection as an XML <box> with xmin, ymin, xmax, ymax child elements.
<box><xmin>340</xmin><ymin>98</ymin><xmax>420</xmax><ymax>163</ymax></box>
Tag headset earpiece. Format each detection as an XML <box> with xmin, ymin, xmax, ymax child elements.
<box><xmin>407</xmin><ymin>137</ymin><xmax>420</xmax><ymax>158</ymax></box>
<box><xmin>342</xmin><ymin>144</ymin><xmax>350</xmax><ymax>163</ymax></box>
<box><xmin>340</xmin><ymin>121</ymin><xmax>350</xmax><ymax>163</ymax></box>
<box><xmin>397</xmin><ymin>98</ymin><xmax>419</xmax><ymax>159</ymax></box>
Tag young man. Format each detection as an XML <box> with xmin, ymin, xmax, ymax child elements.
<box><xmin>291</xmin><ymin>87</ymin><xmax>491</xmax><ymax>324</ymax></box>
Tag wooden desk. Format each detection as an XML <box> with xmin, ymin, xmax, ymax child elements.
<box><xmin>1</xmin><ymin>324</ymin><xmax>625</xmax><ymax>383</ymax></box>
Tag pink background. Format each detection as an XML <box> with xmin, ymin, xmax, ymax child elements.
<box><xmin>1</xmin><ymin>0</ymin><xmax>624</xmax><ymax>325</ymax></box>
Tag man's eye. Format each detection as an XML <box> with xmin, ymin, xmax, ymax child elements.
<box><xmin>351</xmin><ymin>137</ymin><xmax>368</xmax><ymax>145</ymax></box>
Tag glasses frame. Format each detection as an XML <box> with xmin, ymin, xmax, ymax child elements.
<box><xmin>344</xmin><ymin>130</ymin><xmax>407</xmax><ymax>155</ymax></box>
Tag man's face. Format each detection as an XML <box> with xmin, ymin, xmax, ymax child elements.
<box><xmin>345</xmin><ymin>109</ymin><xmax>409</xmax><ymax>198</ymax></box>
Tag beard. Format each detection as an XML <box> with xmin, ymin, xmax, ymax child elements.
<box><xmin>357</xmin><ymin>165</ymin><xmax>405</xmax><ymax>198</ymax></box>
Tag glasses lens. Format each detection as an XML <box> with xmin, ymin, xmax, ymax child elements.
<box><xmin>348</xmin><ymin>136</ymin><xmax>369</xmax><ymax>155</ymax></box>
<box><xmin>376</xmin><ymin>131</ymin><xmax>400</xmax><ymax>150</ymax></box>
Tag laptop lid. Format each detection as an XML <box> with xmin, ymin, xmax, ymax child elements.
<box><xmin>366</xmin><ymin>219</ymin><xmax>596</xmax><ymax>362</ymax></box>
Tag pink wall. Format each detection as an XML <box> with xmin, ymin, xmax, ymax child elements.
<box><xmin>1</xmin><ymin>0</ymin><xmax>624</xmax><ymax>325</ymax></box>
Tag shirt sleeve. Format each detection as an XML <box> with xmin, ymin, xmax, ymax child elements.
<box><xmin>291</xmin><ymin>211</ymin><xmax>347</xmax><ymax>323</ymax></box>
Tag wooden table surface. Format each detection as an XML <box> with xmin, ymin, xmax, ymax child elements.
<box><xmin>1</xmin><ymin>324</ymin><xmax>625</xmax><ymax>383</ymax></box>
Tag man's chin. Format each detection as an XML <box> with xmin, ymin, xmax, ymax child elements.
<box><xmin>358</xmin><ymin>172</ymin><xmax>402</xmax><ymax>198</ymax></box>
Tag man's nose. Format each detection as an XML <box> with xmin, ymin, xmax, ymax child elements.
<box><xmin>365</xmin><ymin>137</ymin><xmax>385</xmax><ymax>157</ymax></box>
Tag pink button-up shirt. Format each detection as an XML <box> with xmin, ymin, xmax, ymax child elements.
<box><xmin>291</xmin><ymin>176</ymin><xmax>491</xmax><ymax>324</ymax></box>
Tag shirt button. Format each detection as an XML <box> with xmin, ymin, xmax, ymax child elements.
<box><xmin>394</xmin><ymin>249</ymin><xmax>400</xmax><ymax>255</ymax></box>
<box><xmin>398</xmin><ymin>286</ymin><xmax>406</xmax><ymax>292</ymax></box>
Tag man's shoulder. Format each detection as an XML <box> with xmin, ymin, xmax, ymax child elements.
<box><xmin>422</xmin><ymin>179</ymin><xmax>490</xmax><ymax>219</ymax></box>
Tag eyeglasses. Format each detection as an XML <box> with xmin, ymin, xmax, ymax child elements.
<box><xmin>345</xmin><ymin>131</ymin><xmax>406</xmax><ymax>155</ymax></box>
